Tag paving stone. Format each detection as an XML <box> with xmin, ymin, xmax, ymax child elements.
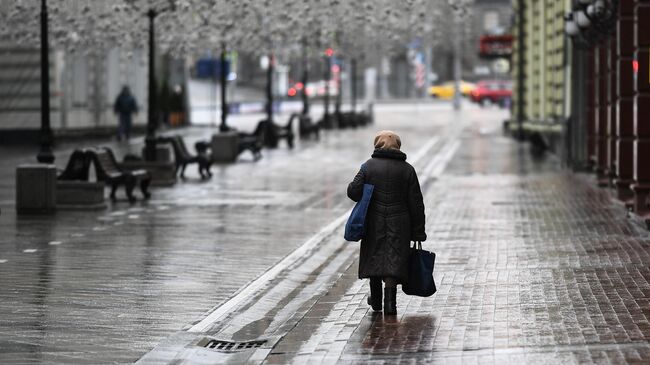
<box><xmin>265</xmin><ymin>111</ymin><xmax>650</xmax><ymax>364</ymax></box>
<box><xmin>0</xmin><ymin>104</ymin><xmax>460</xmax><ymax>363</ymax></box>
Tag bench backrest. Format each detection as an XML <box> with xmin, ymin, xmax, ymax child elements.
<box><xmin>58</xmin><ymin>150</ymin><xmax>91</xmax><ymax>181</ymax></box>
<box><xmin>171</xmin><ymin>136</ymin><xmax>192</xmax><ymax>159</ymax></box>
<box><xmin>298</xmin><ymin>114</ymin><xmax>314</xmax><ymax>128</ymax></box>
<box><xmin>286</xmin><ymin>113</ymin><xmax>299</xmax><ymax>130</ymax></box>
<box><xmin>159</xmin><ymin>135</ymin><xmax>192</xmax><ymax>161</ymax></box>
<box><xmin>91</xmin><ymin>147</ymin><xmax>123</xmax><ymax>180</ymax></box>
<box><xmin>253</xmin><ymin>121</ymin><xmax>267</xmax><ymax>137</ymax></box>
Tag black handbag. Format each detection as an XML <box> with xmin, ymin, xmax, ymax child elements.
<box><xmin>402</xmin><ymin>241</ymin><xmax>437</xmax><ymax>297</ymax></box>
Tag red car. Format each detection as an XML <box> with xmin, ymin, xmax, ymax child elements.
<box><xmin>470</xmin><ymin>80</ymin><xmax>512</xmax><ymax>107</ymax></box>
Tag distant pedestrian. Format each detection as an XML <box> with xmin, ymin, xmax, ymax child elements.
<box><xmin>347</xmin><ymin>130</ymin><xmax>427</xmax><ymax>315</ymax></box>
<box><xmin>113</xmin><ymin>86</ymin><xmax>138</xmax><ymax>141</ymax></box>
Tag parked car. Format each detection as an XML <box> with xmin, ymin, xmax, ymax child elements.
<box><xmin>428</xmin><ymin>81</ymin><xmax>476</xmax><ymax>99</ymax></box>
<box><xmin>470</xmin><ymin>80</ymin><xmax>512</xmax><ymax>107</ymax></box>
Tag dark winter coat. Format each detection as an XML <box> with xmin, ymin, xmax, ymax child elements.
<box><xmin>347</xmin><ymin>148</ymin><xmax>427</xmax><ymax>283</ymax></box>
<box><xmin>113</xmin><ymin>91</ymin><xmax>138</xmax><ymax>116</ymax></box>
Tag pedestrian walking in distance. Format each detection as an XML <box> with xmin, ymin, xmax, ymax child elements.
<box><xmin>113</xmin><ymin>86</ymin><xmax>138</xmax><ymax>141</ymax></box>
<box><xmin>347</xmin><ymin>130</ymin><xmax>427</xmax><ymax>315</ymax></box>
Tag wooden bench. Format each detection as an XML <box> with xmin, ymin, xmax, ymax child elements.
<box><xmin>262</xmin><ymin>116</ymin><xmax>295</xmax><ymax>149</ymax></box>
<box><xmin>297</xmin><ymin>113</ymin><xmax>320</xmax><ymax>140</ymax></box>
<box><xmin>57</xmin><ymin>149</ymin><xmax>92</xmax><ymax>181</ymax></box>
<box><xmin>158</xmin><ymin>136</ymin><xmax>212</xmax><ymax>179</ymax></box>
<box><xmin>56</xmin><ymin>149</ymin><xmax>106</xmax><ymax>208</ymax></box>
<box><xmin>337</xmin><ymin>111</ymin><xmax>359</xmax><ymax>129</ymax></box>
<box><xmin>238</xmin><ymin>121</ymin><xmax>265</xmax><ymax>160</ymax></box>
<box><xmin>196</xmin><ymin>124</ymin><xmax>265</xmax><ymax>163</ymax></box>
<box><xmin>88</xmin><ymin>147</ymin><xmax>151</xmax><ymax>203</ymax></box>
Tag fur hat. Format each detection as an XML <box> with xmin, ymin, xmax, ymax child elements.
<box><xmin>374</xmin><ymin>130</ymin><xmax>401</xmax><ymax>150</ymax></box>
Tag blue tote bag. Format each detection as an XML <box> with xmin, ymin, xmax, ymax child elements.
<box><xmin>344</xmin><ymin>183</ymin><xmax>374</xmax><ymax>242</ymax></box>
<box><xmin>402</xmin><ymin>241</ymin><xmax>437</xmax><ymax>297</ymax></box>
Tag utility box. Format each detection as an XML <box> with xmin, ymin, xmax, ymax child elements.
<box><xmin>211</xmin><ymin>132</ymin><xmax>239</xmax><ymax>163</ymax></box>
<box><xmin>121</xmin><ymin>146</ymin><xmax>176</xmax><ymax>187</ymax></box>
<box><xmin>141</xmin><ymin>145</ymin><xmax>173</xmax><ymax>163</ymax></box>
<box><xmin>16</xmin><ymin>164</ymin><xmax>57</xmax><ymax>214</ymax></box>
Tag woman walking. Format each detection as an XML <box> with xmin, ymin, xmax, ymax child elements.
<box><xmin>347</xmin><ymin>130</ymin><xmax>427</xmax><ymax>315</ymax></box>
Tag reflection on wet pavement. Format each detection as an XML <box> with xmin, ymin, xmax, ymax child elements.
<box><xmin>264</xmin><ymin>109</ymin><xmax>650</xmax><ymax>364</ymax></box>
<box><xmin>0</xmin><ymin>103</ymin><xmax>462</xmax><ymax>363</ymax></box>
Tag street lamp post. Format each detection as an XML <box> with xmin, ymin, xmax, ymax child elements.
<box><xmin>323</xmin><ymin>52</ymin><xmax>332</xmax><ymax>127</ymax></box>
<box><xmin>219</xmin><ymin>47</ymin><xmax>229</xmax><ymax>132</ymax></box>
<box><xmin>143</xmin><ymin>9</ymin><xmax>158</xmax><ymax>161</ymax></box>
<box><xmin>36</xmin><ymin>0</ymin><xmax>54</xmax><ymax>164</ymax></box>
<box><xmin>452</xmin><ymin>17</ymin><xmax>462</xmax><ymax>111</ymax></box>
<box><xmin>142</xmin><ymin>1</ymin><xmax>176</xmax><ymax>161</ymax></box>
<box><xmin>266</xmin><ymin>53</ymin><xmax>274</xmax><ymax>124</ymax></box>
<box><xmin>263</xmin><ymin>53</ymin><xmax>279</xmax><ymax>147</ymax></box>
<box><xmin>301</xmin><ymin>40</ymin><xmax>309</xmax><ymax>115</ymax></box>
<box><xmin>335</xmin><ymin>60</ymin><xmax>342</xmax><ymax>121</ymax></box>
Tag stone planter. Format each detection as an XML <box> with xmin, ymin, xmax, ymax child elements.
<box><xmin>56</xmin><ymin>181</ymin><xmax>106</xmax><ymax>210</ymax></box>
<box><xmin>211</xmin><ymin>132</ymin><xmax>240</xmax><ymax>163</ymax></box>
<box><xmin>16</xmin><ymin>164</ymin><xmax>56</xmax><ymax>214</ymax></box>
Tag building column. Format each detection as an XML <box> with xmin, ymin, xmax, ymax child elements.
<box><xmin>597</xmin><ymin>45</ymin><xmax>609</xmax><ymax>184</ymax></box>
<box><xmin>608</xmin><ymin>36</ymin><xmax>618</xmax><ymax>185</ymax></box>
<box><xmin>631</xmin><ymin>0</ymin><xmax>650</xmax><ymax>222</ymax></box>
<box><xmin>587</xmin><ymin>49</ymin><xmax>597</xmax><ymax>168</ymax></box>
<box><xmin>615</xmin><ymin>0</ymin><xmax>636</xmax><ymax>201</ymax></box>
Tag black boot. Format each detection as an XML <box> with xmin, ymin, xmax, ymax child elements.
<box><xmin>367</xmin><ymin>278</ymin><xmax>382</xmax><ymax>311</ymax></box>
<box><xmin>384</xmin><ymin>287</ymin><xmax>397</xmax><ymax>315</ymax></box>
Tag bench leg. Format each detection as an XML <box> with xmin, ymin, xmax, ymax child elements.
<box><xmin>206</xmin><ymin>162</ymin><xmax>213</xmax><ymax>177</ymax></box>
<box><xmin>140</xmin><ymin>178</ymin><xmax>151</xmax><ymax>199</ymax></box>
<box><xmin>199</xmin><ymin>159</ymin><xmax>212</xmax><ymax>179</ymax></box>
<box><xmin>180</xmin><ymin>164</ymin><xmax>187</xmax><ymax>179</ymax></box>
<box><xmin>287</xmin><ymin>134</ymin><xmax>295</xmax><ymax>149</ymax></box>
<box><xmin>125</xmin><ymin>178</ymin><xmax>137</xmax><ymax>203</ymax></box>
<box><xmin>110</xmin><ymin>184</ymin><xmax>118</xmax><ymax>201</ymax></box>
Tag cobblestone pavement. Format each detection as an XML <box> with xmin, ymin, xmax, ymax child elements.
<box><xmin>262</xmin><ymin>111</ymin><xmax>650</xmax><ymax>364</ymax></box>
<box><xmin>0</xmin><ymin>102</ymin><xmax>464</xmax><ymax>363</ymax></box>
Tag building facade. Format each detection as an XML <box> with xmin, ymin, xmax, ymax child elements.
<box><xmin>0</xmin><ymin>44</ymin><xmax>150</xmax><ymax>143</ymax></box>
<box><xmin>511</xmin><ymin>0</ymin><xmax>650</xmax><ymax>227</ymax></box>
<box><xmin>510</xmin><ymin>0</ymin><xmax>570</xmax><ymax>145</ymax></box>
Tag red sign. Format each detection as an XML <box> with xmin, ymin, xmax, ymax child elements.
<box><xmin>479</xmin><ymin>35</ymin><xmax>513</xmax><ymax>58</ymax></box>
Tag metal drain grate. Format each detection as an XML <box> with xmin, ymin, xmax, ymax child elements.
<box><xmin>202</xmin><ymin>339</ymin><xmax>267</xmax><ymax>352</ymax></box>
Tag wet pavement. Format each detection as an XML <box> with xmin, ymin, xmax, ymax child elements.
<box><xmin>0</xmin><ymin>102</ymin><xmax>454</xmax><ymax>363</ymax></box>
<box><xmin>4</xmin><ymin>102</ymin><xmax>650</xmax><ymax>364</ymax></box>
<box><xmin>263</xmin><ymin>112</ymin><xmax>650</xmax><ymax>364</ymax></box>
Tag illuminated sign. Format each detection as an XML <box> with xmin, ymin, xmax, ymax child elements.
<box><xmin>479</xmin><ymin>34</ymin><xmax>513</xmax><ymax>58</ymax></box>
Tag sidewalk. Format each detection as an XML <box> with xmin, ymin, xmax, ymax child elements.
<box><xmin>5</xmin><ymin>102</ymin><xmax>647</xmax><ymax>364</ymax></box>
<box><xmin>0</xmin><ymin>102</ymin><xmax>459</xmax><ymax>364</ymax></box>
<box><xmin>263</xmin><ymin>112</ymin><xmax>650</xmax><ymax>364</ymax></box>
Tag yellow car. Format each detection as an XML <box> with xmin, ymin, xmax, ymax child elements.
<box><xmin>428</xmin><ymin>81</ymin><xmax>476</xmax><ymax>99</ymax></box>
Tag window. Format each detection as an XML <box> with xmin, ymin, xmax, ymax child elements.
<box><xmin>484</xmin><ymin>11</ymin><xmax>499</xmax><ymax>32</ymax></box>
<box><xmin>71</xmin><ymin>55</ymin><xmax>88</xmax><ymax>106</ymax></box>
